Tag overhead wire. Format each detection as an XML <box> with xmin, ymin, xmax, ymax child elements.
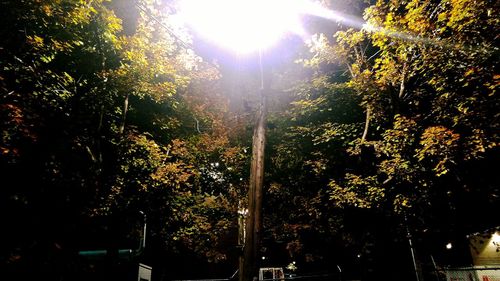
<box><xmin>134</xmin><ymin>1</ymin><xmax>221</xmax><ymax>134</ymax></box>
<box><xmin>134</xmin><ymin>2</ymin><xmax>193</xmax><ymax>50</ymax></box>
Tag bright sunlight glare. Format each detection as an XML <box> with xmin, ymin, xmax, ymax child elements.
<box><xmin>175</xmin><ymin>0</ymin><xmax>467</xmax><ymax>55</ymax></box>
<box><xmin>176</xmin><ymin>0</ymin><xmax>307</xmax><ymax>54</ymax></box>
<box><xmin>307</xmin><ymin>2</ymin><xmax>473</xmax><ymax>53</ymax></box>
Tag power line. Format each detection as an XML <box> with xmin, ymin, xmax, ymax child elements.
<box><xmin>135</xmin><ymin>2</ymin><xmax>193</xmax><ymax>51</ymax></box>
<box><xmin>135</xmin><ymin>1</ymin><xmax>222</xmax><ymax>70</ymax></box>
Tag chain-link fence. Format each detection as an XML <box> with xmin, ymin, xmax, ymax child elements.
<box><xmin>172</xmin><ymin>272</ymin><xmax>344</xmax><ymax>281</ymax></box>
<box><xmin>172</xmin><ymin>267</ymin><xmax>500</xmax><ymax>281</ymax></box>
<box><xmin>440</xmin><ymin>267</ymin><xmax>500</xmax><ymax>281</ymax></box>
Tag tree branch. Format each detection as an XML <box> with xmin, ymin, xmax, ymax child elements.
<box><xmin>399</xmin><ymin>62</ymin><xmax>408</xmax><ymax>99</ymax></box>
<box><xmin>119</xmin><ymin>93</ymin><xmax>129</xmax><ymax>135</ymax></box>
<box><xmin>362</xmin><ymin>106</ymin><xmax>371</xmax><ymax>141</ymax></box>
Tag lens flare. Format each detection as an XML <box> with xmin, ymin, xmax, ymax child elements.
<box><xmin>177</xmin><ymin>0</ymin><xmax>307</xmax><ymax>54</ymax></box>
<box><xmin>305</xmin><ymin>2</ymin><xmax>474</xmax><ymax>53</ymax></box>
<box><xmin>175</xmin><ymin>0</ymin><xmax>476</xmax><ymax>54</ymax></box>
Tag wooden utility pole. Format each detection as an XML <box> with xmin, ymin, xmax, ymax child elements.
<box><xmin>240</xmin><ymin>51</ymin><xmax>268</xmax><ymax>281</ymax></box>
<box><xmin>241</xmin><ymin>93</ymin><xmax>267</xmax><ymax>281</ymax></box>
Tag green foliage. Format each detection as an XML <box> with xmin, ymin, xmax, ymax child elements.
<box><xmin>329</xmin><ymin>174</ymin><xmax>384</xmax><ymax>209</ymax></box>
<box><xmin>0</xmin><ymin>0</ymin><xmax>247</xmax><ymax>276</ymax></box>
<box><xmin>416</xmin><ymin>125</ymin><xmax>460</xmax><ymax>176</ymax></box>
<box><xmin>1</xmin><ymin>0</ymin><xmax>498</xmax><ymax>277</ymax></box>
<box><xmin>264</xmin><ymin>0</ymin><xmax>499</xmax><ymax>269</ymax></box>
<box><xmin>301</xmin><ymin>0</ymin><xmax>499</xmax><ymax>215</ymax></box>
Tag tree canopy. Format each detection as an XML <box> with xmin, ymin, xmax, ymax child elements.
<box><xmin>0</xmin><ymin>0</ymin><xmax>498</xmax><ymax>280</ymax></box>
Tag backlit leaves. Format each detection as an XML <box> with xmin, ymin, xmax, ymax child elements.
<box><xmin>416</xmin><ymin>126</ymin><xmax>460</xmax><ymax>176</ymax></box>
<box><xmin>329</xmin><ymin>174</ymin><xmax>384</xmax><ymax>209</ymax></box>
<box><xmin>272</xmin><ymin>0</ymin><xmax>499</xmax><ymax>258</ymax></box>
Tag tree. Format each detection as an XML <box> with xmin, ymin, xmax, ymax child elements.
<box><xmin>264</xmin><ymin>0</ymin><xmax>498</xmax><ymax>278</ymax></box>
<box><xmin>0</xmin><ymin>1</ymin><xmax>247</xmax><ymax>279</ymax></box>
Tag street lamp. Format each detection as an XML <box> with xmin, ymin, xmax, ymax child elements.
<box><xmin>176</xmin><ymin>0</ymin><xmax>306</xmax><ymax>54</ymax></box>
<box><xmin>175</xmin><ymin>1</ymin><xmax>309</xmax><ymax>281</ymax></box>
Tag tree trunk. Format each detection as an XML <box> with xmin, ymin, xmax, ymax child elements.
<box><xmin>119</xmin><ymin>93</ymin><xmax>129</xmax><ymax>135</ymax></box>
